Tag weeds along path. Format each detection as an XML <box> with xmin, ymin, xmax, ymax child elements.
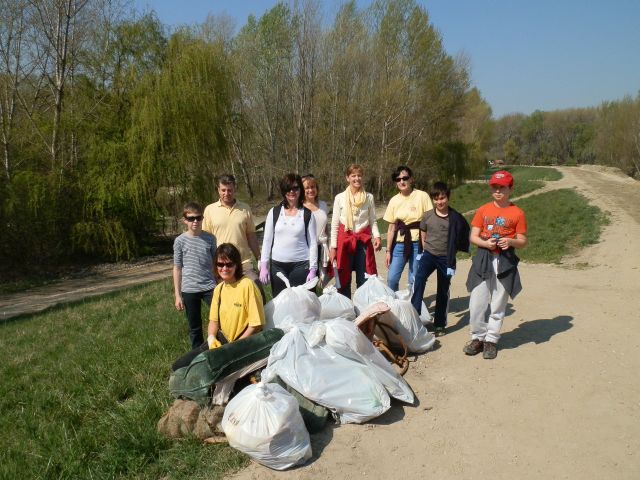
<box><xmin>229</xmin><ymin>165</ymin><xmax>640</xmax><ymax>480</ymax></box>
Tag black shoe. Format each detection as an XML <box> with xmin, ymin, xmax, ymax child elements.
<box><xmin>463</xmin><ymin>339</ymin><xmax>483</xmax><ymax>356</ymax></box>
<box><xmin>483</xmin><ymin>341</ymin><xmax>498</xmax><ymax>359</ymax></box>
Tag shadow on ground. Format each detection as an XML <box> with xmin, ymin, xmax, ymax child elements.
<box><xmin>499</xmin><ymin>315</ymin><xmax>574</xmax><ymax>349</ymax></box>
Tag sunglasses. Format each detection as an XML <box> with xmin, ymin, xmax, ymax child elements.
<box><xmin>216</xmin><ymin>262</ymin><xmax>235</xmax><ymax>268</ymax></box>
<box><xmin>287</xmin><ymin>186</ymin><xmax>301</xmax><ymax>192</ymax></box>
<box><xmin>185</xmin><ymin>215</ymin><xmax>203</xmax><ymax>222</ymax></box>
<box><xmin>395</xmin><ymin>175</ymin><xmax>411</xmax><ymax>183</ymax></box>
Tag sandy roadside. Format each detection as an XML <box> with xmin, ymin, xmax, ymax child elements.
<box><xmin>228</xmin><ymin>166</ymin><xmax>640</xmax><ymax>480</ymax></box>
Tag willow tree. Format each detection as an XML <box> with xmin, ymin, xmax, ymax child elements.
<box><xmin>128</xmin><ymin>32</ymin><xmax>233</xmax><ymax>216</ymax></box>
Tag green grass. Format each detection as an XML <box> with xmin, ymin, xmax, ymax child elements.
<box><xmin>0</xmin><ymin>280</ymin><xmax>248</xmax><ymax>479</ymax></box>
<box><xmin>516</xmin><ymin>188</ymin><xmax>609</xmax><ymax>263</ymax></box>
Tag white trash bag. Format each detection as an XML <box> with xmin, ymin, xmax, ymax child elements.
<box><xmin>265</xmin><ymin>273</ymin><xmax>320</xmax><ymax>329</ymax></box>
<box><xmin>396</xmin><ymin>287</ymin><xmax>433</xmax><ymax>325</ymax></box>
<box><xmin>319</xmin><ymin>285</ymin><xmax>356</xmax><ymax>320</ymax></box>
<box><xmin>381</xmin><ymin>298</ymin><xmax>436</xmax><ymax>353</ymax></box>
<box><xmin>352</xmin><ymin>274</ymin><xmax>394</xmax><ymax>313</ymax></box>
<box><xmin>324</xmin><ymin>318</ymin><xmax>414</xmax><ymax>404</ymax></box>
<box><xmin>266</xmin><ymin>323</ymin><xmax>390</xmax><ymax>424</ymax></box>
<box><xmin>221</xmin><ymin>381</ymin><xmax>312</xmax><ymax>471</ymax></box>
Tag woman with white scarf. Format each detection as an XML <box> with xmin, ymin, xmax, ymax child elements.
<box><xmin>329</xmin><ymin>164</ymin><xmax>381</xmax><ymax>298</ymax></box>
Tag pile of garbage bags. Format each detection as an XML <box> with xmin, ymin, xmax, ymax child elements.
<box><xmin>186</xmin><ymin>275</ymin><xmax>436</xmax><ymax>470</ymax></box>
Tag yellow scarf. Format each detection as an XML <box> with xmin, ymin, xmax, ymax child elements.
<box><xmin>345</xmin><ymin>187</ymin><xmax>365</xmax><ymax>231</ymax></box>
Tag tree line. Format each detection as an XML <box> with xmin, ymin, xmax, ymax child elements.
<box><xmin>490</xmin><ymin>94</ymin><xmax>640</xmax><ymax>178</ymax></box>
<box><xmin>0</xmin><ymin>0</ymin><xmax>491</xmax><ymax>271</ymax></box>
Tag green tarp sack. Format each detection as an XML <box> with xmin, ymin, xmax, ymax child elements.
<box><xmin>170</xmin><ymin>328</ymin><xmax>284</xmax><ymax>406</ymax></box>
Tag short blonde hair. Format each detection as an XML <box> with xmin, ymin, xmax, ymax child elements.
<box><xmin>345</xmin><ymin>164</ymin><xmax>363</xmax><ymax>176</ymax></box>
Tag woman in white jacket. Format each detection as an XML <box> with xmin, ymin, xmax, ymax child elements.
<box><xmin>329</xmin><ymin>164</ymin><xmax>381</xmax><ymax>298</ymax></box>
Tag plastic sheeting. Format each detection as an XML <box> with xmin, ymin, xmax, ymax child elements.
<box><xmin>352</xmin><ymin>275</ymin><xmax>395</xmax><ymax>313</ymax></box>
<box><xmin>221</xmin><ymin>382</ymin><xmax>312</xmax><ymax>470</ymax></box>
<box><xmin>380</xmin><ymin>297</ymin><xmax>436</xmax><ymax>353</ymax></box>
<box><xmin>265</xmin><ymin>323</ymin><xmax>391</xmax><ymax>424</ymax></box>
<box><xmin>318</xmin><ymin>285</ymin><xmax>356</xmax><ymax>320</ymax></box>
<box><xmin>265</xmin><ymin>275</ymin><xmax>320</xmax><ymax>329</ymax></box>
<box><xmin>323</xmin><ymin>318</ymin><xmax>414</xmax><ymax>404</ymax></box>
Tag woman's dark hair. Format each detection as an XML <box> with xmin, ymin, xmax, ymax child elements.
<box><xmin>430</xmin><ymin>181</ymin><xmax>451</xmax><ymax>199</ymax></box>
<box><xmin>279</xmin><ymin>173</ymin><xmax>304</xmax><ymax>208</ymax></box>
<box><xmin>390</xmin><ymin>165</ymin><xmax>413</xmax><ymax>183</ymax></box>
<box><xmin>214</xmin><ymin>243</ymin><xmax>243</xmax><ymax>281</ymax></box>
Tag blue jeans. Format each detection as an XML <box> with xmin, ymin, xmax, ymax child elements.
<box><xmin>387</xmin><ymin>241</ymin><xmax>420</xmax><ymax>291</ymax></box>
<box><xmin>411</xmin><ymin>251</ymin><xmax>451</xmax><ymax>328</ymax></box>
<box><xmin>182</xmin><ymin>290</ymin><xmax>213</xmax><ymax>349</ymax></box>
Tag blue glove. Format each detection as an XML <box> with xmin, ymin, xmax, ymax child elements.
<box><xmin>446</xmin><ymin>268</ymin><xmax>455</xmax><ymax>277</ymax></box>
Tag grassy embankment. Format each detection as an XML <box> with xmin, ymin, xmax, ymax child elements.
<box><xmin>0</xmin><ymin>166</ymin><xmax>607</xmax><ymax>478</ymax></box>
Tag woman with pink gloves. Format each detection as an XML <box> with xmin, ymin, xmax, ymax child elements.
<box><xmin>259</xmin><ymin>173</ymin><xmax>318</xmax><ymax>298</ymax></box>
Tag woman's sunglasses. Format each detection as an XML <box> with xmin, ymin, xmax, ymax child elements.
<box><xmin>395</xmin><ymin>176</ymin><xmax>411</xmax><ymax>183</ymax></box>
<box><xmin>185</xmin><ymin>215</ymin><xmax>203</xmax><ymax>222</ymax></box>
<box><xmin>216</xmin><ymin>262</ymin><xmax>235</xmax><ymax>269</ymax></box>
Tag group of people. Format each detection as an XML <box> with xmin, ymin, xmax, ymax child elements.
<box><xmin>172</xmin><ymin>166</ymin><xmax>527</xmax><ymax>363</ymax></box>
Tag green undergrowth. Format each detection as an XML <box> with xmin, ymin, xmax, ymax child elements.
<box><xmin>0</xmin><ymin>279</ymin><xmax>248</xmax><ymax>479</ymax></box>
<box><xmin>515</xmin><ymin>188</ymin><xmax>609</xmax><ymax>263</ymax></box>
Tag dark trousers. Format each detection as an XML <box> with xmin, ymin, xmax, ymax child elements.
<box><xmin>410</xmin><ymin>251</ymin><xmax>451</xmax><ymax>328</ymax></box>
<box><xmin>270</xmin><ymin>260</ymin><xmax>309</xmax><ymax>298</ymax></box>
<box><xmin>338</xmin><ymin>240</ymin><xmax>366</xmax><ymax>299</ymax></box>
<box><xmin>182</xmin><ymin>290</ymin><xmax>213</xmax><ymax>349</ymax></box>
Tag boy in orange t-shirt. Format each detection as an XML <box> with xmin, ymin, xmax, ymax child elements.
<box><xmin>464</xmin><ymin>171</ymin><xmax>528</xmax><ymax>359</ymax></box>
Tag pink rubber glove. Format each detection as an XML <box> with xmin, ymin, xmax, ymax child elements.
<box><xmin>259</xmin><ymin>261</ymin><xmax>270</xmax><ymax>284</ymax></box>
<box><xmin>306</xmin><ymin>267</ymin><xmax>317</xmax><ymax>282</ymax></box>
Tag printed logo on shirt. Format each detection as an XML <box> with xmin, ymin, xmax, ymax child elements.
<box><xmin>234</xmin><ymin>302</ymin><xmax>242</xmax><ymax>308</ymax></box>
<box><xmin>481</xmin><ymin>215</ymin><xmax>516</xmax><ymax>240</ymax></box>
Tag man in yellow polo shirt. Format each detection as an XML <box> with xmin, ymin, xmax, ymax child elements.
<box><xmin>202</xmin><ymin>174</ymin><xmax>261</xmax><ymax>283</ymax></box>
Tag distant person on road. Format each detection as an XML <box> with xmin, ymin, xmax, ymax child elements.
<box><xmin>302</xmin><ymin>174</ymin><xmax>330</xmax><ymax>286</ymax></box>
<box><xmin>260</xmin><ymin>173</ymin><xmax>318</xmax><ymax>298</ymax></box>
<box><xmin>173</xmin><ymin>202</ymin><xmax>217</xmax><ymax>349</ymax></box>
<box><xmin>383</xmin><ymin>165</ymin><xmax>433</xmax><ymax>291</ymax></box>
<box><xmin>202</xmin><ymin>174</ymin><xmax>263</xmax><ymax>298</ymax></box>
<box><xmin>172</xmin><ymin>243</ymin><xmax>265</xmax><ymax>370</ymax></box>
<box><xmin>463</xmin><ymin>170</ymin><xmax>528</xmax><ymax>360</ymax></box>
<box><xmin>329</xmin><ymin>164</ymin><xmax>381</xmax><ymax>298</ymax></box>
<box><xmin>410</xmin><ymin>182</ymin><xmax>470</xmax><ymax>337</ymax></box>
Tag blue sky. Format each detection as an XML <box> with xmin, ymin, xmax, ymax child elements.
<box><xmin>133</xmin><ymin>0</ymin><xmax>640</xmax><ymax>118</ymax></box>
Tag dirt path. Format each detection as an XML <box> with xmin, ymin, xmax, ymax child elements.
<box><xmin>2</xmin><ymin>166</ymin><xmax>639</xmax><ymax>479</ymax></box>
<box><xmin>229</xmin><ymin>166</ymin><xmax>640</xmax><ymax>480</ymax></box>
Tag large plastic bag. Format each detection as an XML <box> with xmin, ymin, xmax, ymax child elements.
<box><xmin>396</xmin><ymin>287</ymin><xmax>433</xmax><ymax>325</ymax></box>
<box><xmin>265</xmin><ymin>323</ymin><xmax>390</xmax><ymax>424</ymax></box>
<box><xmin>221</xmin><ymin>381</ymin><xmax>312</xmax><ymax>470</ymax></box>
<box><xmin>380</xmin><ymin>298</ymin><xmax>436</xmax><ymax>353</ymax></box>
<box><xmin>265</xmin><ymin>274</ymin><xmax>320</xmax><ymax>329</ymax></box>
<box><xmin>352</xmin><ymin>275</ymin><xmax>394</xmax><ymax>313</ymax></box>
<box><xmin>318</xmin><ymin>285</ymin><xmax>356</xmax><ymax>320</ymax></box>
<box><xmin>323</xmin><ymin>319</ymin><xmax>414</xmax><ymax>404</ymax></box>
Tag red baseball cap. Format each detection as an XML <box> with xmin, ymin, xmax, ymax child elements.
<box><xmin>489</xmin><ymin>170</ymin><xmax>513</xmax><ymax>187</ymax></box>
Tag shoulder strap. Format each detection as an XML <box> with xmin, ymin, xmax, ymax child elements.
<box><xmin>303</xmin><ymin>207</ymin><xmax>311</xmax><ymax>246</ymax></box>
<box><xmin>270</xmin><ymin>206</ymin><xmax>282</xmax><ymax>255</ymax></box>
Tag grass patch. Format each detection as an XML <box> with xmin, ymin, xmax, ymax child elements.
<box><xmin>506</xmin><ymin>166</ymin><xmax>563</xmax><ymax>182</ymax></box>
<box><xmin>0</xmin><ymin>279</ymin><xmax>249</xmax><ymax>479</ymax></box>
<box><xmin>515</xmin><ymin>188</ymin><xmax>609</xmax><ymax>263</ymax></box>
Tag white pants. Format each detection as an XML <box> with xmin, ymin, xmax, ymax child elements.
<box><xmin>468</xmin><ymin>256</ymin><xmax>509</xmax><ymax>344</ymax></box>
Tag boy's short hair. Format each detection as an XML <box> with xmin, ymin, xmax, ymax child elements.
<box><xmin>217</xmin><ymin>174</ymin><xmax>236</xmax><ymax>186</ymax></box>
<box><xmin>391</xmin><ymin>165</ymin><xmax>413</xmax><ymax>182</ymax></box>
<box><xmin>182</xmin><ymin>202</ymin><xmax>203</xmax><ymax>217</ymax></box>
<box><xmin>430</xmin><ymin>181</ymin><xmax>450</xmax><ymax>199</ymax></box>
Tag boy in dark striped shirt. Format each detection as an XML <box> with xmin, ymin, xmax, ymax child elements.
<box><xmin>173</xmin><ymin>202</ymin><xmax>217</xmax><ymax>349</ymax></box>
